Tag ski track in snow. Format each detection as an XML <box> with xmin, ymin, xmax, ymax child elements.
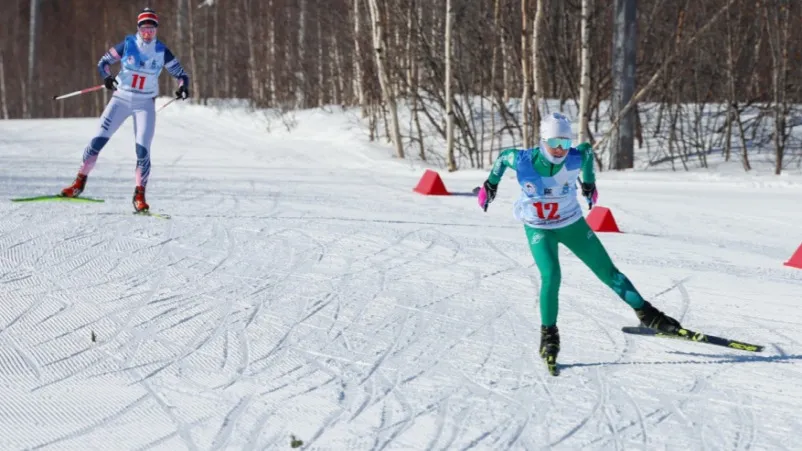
<box><xmin>1</xmin><ymin>108</ymin><xmax>802</xmax><ymax>449</ymax></box>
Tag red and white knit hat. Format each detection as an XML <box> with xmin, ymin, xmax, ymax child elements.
<box><xmin>137</xmin><ymin>8</ymin><xmax>159</xmax><ymax>27</ymax></box>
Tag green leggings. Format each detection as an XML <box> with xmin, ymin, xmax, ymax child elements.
<box><xmin>524</xmin><ymin>218</ymin><xmax>646</xmax><ymax>327</ymax></box>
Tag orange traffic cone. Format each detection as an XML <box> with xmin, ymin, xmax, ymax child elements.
<box><xmin>413</xmin><ymin>169</ymin><xmax>450</xmax><ymax>195</ymax></box>
<box><xmin>784</xmin><ymin>243</ymin><xmax>802</xmax><ymax>269</ymax></box>
<box><xmin>586</xmin><ymin>206</ymin><xmax>621</xmax><ymax>232</ymax></box>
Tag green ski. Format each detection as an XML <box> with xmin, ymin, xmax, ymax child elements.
<box><xmin>622</xmin><ymin>326</ymin><xmax>764</xmax><ymax>353</ymax></box>
<box><xmin>133</xmin><ymin>210</ymin><xmax>171</xmax><ymax>220</ymax></box>
<box><xmin>11</xmin><ymin>194</ymin><xmax>104</xmax><ymax>203</ymax></box>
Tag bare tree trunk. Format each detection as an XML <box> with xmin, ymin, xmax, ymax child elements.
<box><xmin>317</xmin><ymin>9</ymin><xmax>325</xmax><ymax>107</ymax></box>
<box><xmin>367</xmin><ymin>0</ymin><xmax>404</xmax><ymax>159</ymax></box>
<box><xmin>297</xmin><ymin>0</ymin><xmax>307</xmax><ymax>108</ymax></box>
<box><xmin>520</xmin><ymin>0</ymin><xmax>531</xmax><ymax>148</ymax></box>
<box><xmin>667</xmin><ymin>103</ymin><xmax>679</xmax><ymax>171</ymax></box>
<box><xmin>353</xmin><ymin>0</ymin><xmax>366</xmax><ymax>115</ymax></box>
<box><xmin>405</xmin><ymin>3</ymin><xmax>414</xmax><ymax>92</ymax></box>
<box><xmin>244</xmin><ymin>0</ymin><xmax>259</xmax><ymax>105</ymax></box>
<box><xmin>724</xmin><ymin>2</ymin><xmax>737</xmax><ymax>163</ymax></box>
<box><xmin>20</xmin><ymin>79</ymin><xmax>27</xmax><ymax>118</ymax></box>
<box><xmin>609</xmin><ymin>0</ymin><xmax>637</xmax><ymax>170</ymax></box>
<box><xmin>27</xmin><ymin>0</ymin><xmax>39</xmax><ymax>118</ymax></box>
<box><xmin>412</xmin><ymin>85</ymin><xmax>425</xmax><ymax>161</ymax></box>
<box><xmin>0</xmin><ymin>51</ymin><xmax>8</xmax><ymax>119</ymax></box>
<box><xmin>735</xmin><ymin>107</ymin><xmax>752</xmax><ymax>171</ymax></box>
<box><xmin>407</xmin><ymin>2</ymin><xmax>424</xmax><ymax>159</ymax></box>
<box><xmin>391</xmin><ymin>10</ymin><xmax>402</xmax><ymax>99</ymax></box>
<box><xmin>750</xmin><ymin>14</ymin><xmax>764</xmax><ymax>98</ymax></box>
<box><xmin>488</xmin><ymin>0</ymin><xmax>502</xmax><ymax>165</ymax></box>
<box><xmin>332</xmin><ymin>33</ymin><xmax>343</xmax><ymax>105</ymax></box>
<box><xmin>268</xmin><ymin>0</ymin><xmax>276</xmax><ymax>104</ymax></box>
<box><xmin>578</xmin><ymin>0</ymin><xmax>592</xmax><ymax>143</ymax></box>
<box><xmin>222</xmin><ymin>4</ymin><xmax>230</xmax><ymax>96</ymax></box>
<box><xmin>531</xmin><ymin>0</ymin><xmax>544</xmax><ymax>140</ymax></box>
<box><xmin>444</xmin><ymin>0</ymin><xmax>456</xmax><ymax>170</ymax></box>
<box><xmin>767</xmin><ymin>2</ymin><xmax>790</xmax><ymax>175</ymax></box>
<box><xmin>201</xmin><ymin>4</ymin><xmax>210</xmax><ymax>105</ymax></box>
<box><xmin>212</xmin><ymin>0</ymin><xmax>220</xmax><ymax>99</ymax></box>
<box><xmin>187</xmin><ymin>0</ymin><xmax>199</xmax><ymax>101</ymax></box>
<box><xmin>500</xmin><ymin>5</ymin><xmax>511</xmax><ymax>104</ymax></box>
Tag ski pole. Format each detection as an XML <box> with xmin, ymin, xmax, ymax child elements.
<box><xmin>52</xmin><ymin>85</ymin><xmax>104</xmax><ymax>101</ymax></box>
<box><xmin>156</xmin><ymin>97</ymin><xmax>178</xmax><ymax>113</ymax></box>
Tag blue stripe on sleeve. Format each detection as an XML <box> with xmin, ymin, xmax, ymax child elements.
<box><xmin>163</xmin><ymin>47</ymin><xmax>189</xmax><ymax>85</ymax></box>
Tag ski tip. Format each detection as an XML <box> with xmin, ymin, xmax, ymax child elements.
<box><xmin>11</xmin><ymin>195</ymin><xmax>104</xmax><ymax>203</ymax></box>
<box><xmin>621</xmin><ymin>326</ymin><xmax>656</xmax><ymax>334</ymax></box>
<box><xmin>133</xmin><ymin>210</ymin><xmax>171</xmax><ymax>219</ymax></box>
<box><xmin>728</xmin><ymin>342</ymin><xmax>764</xmax><ymax>353</ymax></box>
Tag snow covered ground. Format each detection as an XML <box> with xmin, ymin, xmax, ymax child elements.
<box><xmin>1</xmin><ymin>100</ymin><xmax>802</xmax><ymax>450</ymax></box>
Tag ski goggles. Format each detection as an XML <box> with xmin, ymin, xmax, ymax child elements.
<box><xmin>138</xmin><ymin>25</ymin><xmax>157</xmax><ymax>40</ymax></box>
<box><xmin>545</xmin><ymin>137</ymin><xmax>572</xmax><ymax>149</ymax></box>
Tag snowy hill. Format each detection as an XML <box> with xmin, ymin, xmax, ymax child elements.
<box><xmin>1</xmin><ymin>100</ymin><xmax>801</xmax><ymax>450</ymax></box>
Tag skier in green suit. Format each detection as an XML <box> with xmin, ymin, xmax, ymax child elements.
<box><xmin>477</xmin><ymin>112</ymin><xmax>681</xmax><ymax>373</ymax></box>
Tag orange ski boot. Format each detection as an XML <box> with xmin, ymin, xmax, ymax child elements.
<box><xmin>132</xmin><ymin>185</ymin><xmax>149</xmax><ymax>212</ymax></box>
<box><xmin>60</xmin><ymin>173</ymin><xmax>87</xmax><ymax>198</ymax></box>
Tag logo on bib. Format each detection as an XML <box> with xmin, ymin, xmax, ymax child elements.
<box><xmin>523</xmin><ymin>182</ymin><xmax>536</xmax><ymax>196</ymax></box>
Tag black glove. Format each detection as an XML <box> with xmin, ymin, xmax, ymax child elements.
<box><xmin>580</xmin><ymin>181</ymin><xmax>597</xmax><ymax>207</ymax></box>
<box><xmin>478</xmin><ymin>179</ymin><xmax>498</xmax><ymax>212</ymax></box>
<box><xmin>104</xmin><ymin>76</ymin><xmax>117</xmax><ymax>90</ymax></box>
<box><xmin>175</xmin><ymin>84</ymin><xmax>189</xmax><ymax>100</ymax></box>
<box><xmin>581</xmin><ymin>182</ymin><xmax>595</xmax><ymax>197</ymax></box>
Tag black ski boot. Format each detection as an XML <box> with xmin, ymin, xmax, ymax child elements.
<box><xmin>540</xmin><ymin>325</ymin><xmax>560</xmax><ymax>376</ymax></box>
<box><xmin>635</xmin><ymin>301</ymin><xmax>682</xmax><ymax>334</ymax></box>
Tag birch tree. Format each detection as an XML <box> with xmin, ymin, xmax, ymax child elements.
<box><xmin>187</xmin><ymin>0</ymin><xmax>199</xmax><ymax>100</ymax></box>
<box><xmin>445</xmin><ymin>0</ymin><xmax>456</xmax><ymax>170</ymax></box>
<box><xmin>766</xmin><ymin>1</ymin><xmax>791</xmax><ymax>175</ymax></box>
<box><xmin>531</xmin><ymin>0</ymin><xmax>545</xmax><ymax>140</ymax></box>
<box><xmin>578</xmin><ymin>0</ymin><xmax>592</xmax><ymax>144</ymax></box>
<box><xmin>27</xmin><ymin>0</ymin><xmax>39</xmax><ymax>118</ymax></box>
<box><xmin>352</xmin><ymin>0</ymin><xmax>366</xmax><ymax>114</ymax></box>
<box><xmin>297</xmin><ymin>0</ymin><xmax>307</xmax><ymax>108</ymax></box>
<box><xmin>520</xmin><ymin>0</ymin><xmax>531</xmax><ymax>148</ymax></box>
<box><xmin>367</xmin><ymin>0</ymin><xmax>404</xmax><ymax>158</ymax></box>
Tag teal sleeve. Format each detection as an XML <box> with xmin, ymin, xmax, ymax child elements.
<box><xmin>487</xmin><ymin>149</ymin><xmax>520</xmax><ymax>185</ymax></box>
<box><xmin>576</xmin><ymin>142</ymin><xmax>595</xmax><ymax>184</ymax></box>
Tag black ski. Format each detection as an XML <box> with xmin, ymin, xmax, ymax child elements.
<box><xmin>622</xmin><ymin>326</ymin><xmax>764</xmax><ymax>353</ymax></box>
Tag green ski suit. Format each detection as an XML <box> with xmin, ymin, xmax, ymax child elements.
<box><xmin>486</xmin><ymin>143</ymin><xmax>646</xmax><ymax>327</ymax></box>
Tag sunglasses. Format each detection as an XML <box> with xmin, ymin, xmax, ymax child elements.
<box><xmin>546</xmin><ymin>137</ymin><xmax>572</xmax><ymax>149</ymax></box>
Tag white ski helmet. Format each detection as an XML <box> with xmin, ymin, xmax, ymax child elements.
<box><xmin>539</xmin><ymin>112</ymin><xmax>574</xmax><ymax>164</ymax></box>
